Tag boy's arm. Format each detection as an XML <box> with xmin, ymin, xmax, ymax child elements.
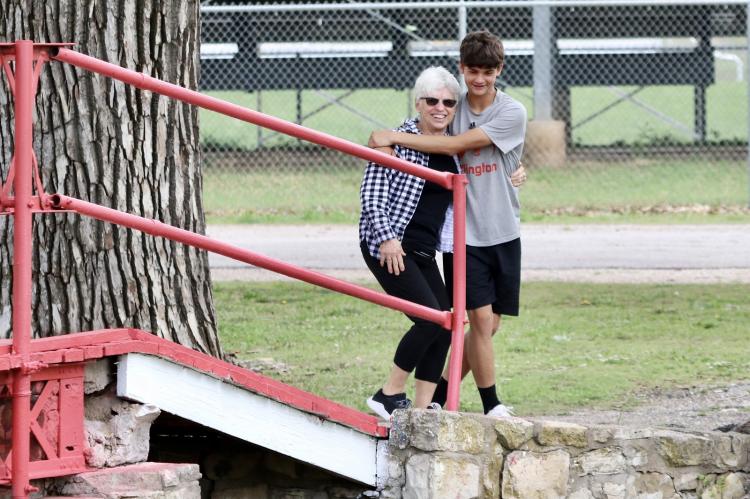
<box><xmin>368</xmin><ymin>127</ymin><xmax>492</xmax><ymax>156</ymax></box>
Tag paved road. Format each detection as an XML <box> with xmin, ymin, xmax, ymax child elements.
<box><xmin>206</xmin><ymin>224</ymin><xmax>750</xmax><ymax>283</ymax></box>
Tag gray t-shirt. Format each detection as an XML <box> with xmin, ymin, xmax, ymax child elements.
<box><xmin>449</xmin><ymin>91</ymin><xmax>527</xmax><ymax>246</ymax></box>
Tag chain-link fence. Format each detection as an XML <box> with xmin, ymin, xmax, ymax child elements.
<box><xmin>199</xmin><ymin>0</ymin><xmax>750</xmax><ymax>223</ymax></box>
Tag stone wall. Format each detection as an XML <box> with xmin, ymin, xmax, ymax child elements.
<box><xmin>14</xmin><ymin>358</ymin><xmax>748</xmax><ymax>498</ymax></box>
<box><xmin>378</xmin><ymin>409</ymin><xmax>750</xmax><ymax>498</ymax></box>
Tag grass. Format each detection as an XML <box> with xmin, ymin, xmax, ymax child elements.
<box><xmin>199</xmin><ymin>69</ymin><xmax>750</xmax><ymax>224</ymax></box>
<box><xmin>215</xmin><ymin>280</ymin><xmax>750</xmax><ymax>416</ymax></box>
<box><xmin>203</xmin><ymin>169</ymin><xmax>361</xmax><ymax>224</ymax></box>
<box><xmin>203</xmin><ymin>159</ymin><xmax>749</xmax><ymax>224</ymax></box>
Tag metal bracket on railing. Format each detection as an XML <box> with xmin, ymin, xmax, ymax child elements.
<box><xmin>0</xmin><ymin>44</ymin><xmax>74</xmax><ymax>216</ymax></box>
<box><xmin>20</xmin><ymin>361</ymin><xmax>48</xmax><ymax>375</ymax></box>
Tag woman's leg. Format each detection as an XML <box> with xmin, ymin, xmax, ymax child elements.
<box><xmin>361</xmin><ymin>245</ymin><xmax>446</xmax><ymax>410</ymax></box>
<box><xmin>411</xmin><ymin>256</ymin><xmax>452</xmax><ymax>407</ymax></box>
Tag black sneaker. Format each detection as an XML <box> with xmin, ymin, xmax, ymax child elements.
<box><xmin>366</xmin><ymin>389</ymin><xmax>412</xmax><ymax>421</ymax></box>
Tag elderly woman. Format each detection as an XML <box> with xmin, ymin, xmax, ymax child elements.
<box><xmin>359</xmin><ymin>66</ymin><xmax>462</xmax><ymax>420</ymax></box>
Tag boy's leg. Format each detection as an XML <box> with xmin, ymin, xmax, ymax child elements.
<box><xmin>466</xmin><ymin>305</ymin><xmax>496</xmax><ymax>388</ymax></box>
<box><xmin>434</xmin><ymin>242</ymin><xmax>518</xmax><ymax>413</ymax></box>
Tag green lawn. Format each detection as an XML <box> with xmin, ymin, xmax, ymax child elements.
<box><xmin>215</xmin><ymin>281</ymin><xmax>750</xmax><ymax>416</ymax></box>
<box><xmin>198</xmin><ymin>78</ymin><xmax>750</xmax><ymax>225</ymax></box>
<box><xmin>203</xmin><ymin>159</ymin><xmax>749</xmax><ymax>224</ymax></box>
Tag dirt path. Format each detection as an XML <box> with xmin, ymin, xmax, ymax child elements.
<box><xmin>534</xmin><ymin>382</ymin><xmax>750</xmax><ymax>433</ymax></box>
<box><xmin>207</xmin><ymin>224</ymin><xmax>750</xmax><ymax>284</ymax></box>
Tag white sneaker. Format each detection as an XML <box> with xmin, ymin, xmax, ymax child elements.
<box><xmin>426</xmin><ymin>402</ymin><xmax>442</xmax><ymax>411</ymax></box>
<box><xmin>486</xmin><ymin>403</ymin><xmax>514</xmax><ymax>418</ymax></box>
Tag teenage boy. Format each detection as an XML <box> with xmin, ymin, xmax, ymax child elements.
<box><xmin>368</xmin><ymin>30</ymin><xmax>526</xmax><ymax>417</ymax></box>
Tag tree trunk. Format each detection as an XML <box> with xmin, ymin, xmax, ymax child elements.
<box><xmin>0</xmin><ymin>1</ymin><xmax>222</xmax><ymax>357</ymax></box>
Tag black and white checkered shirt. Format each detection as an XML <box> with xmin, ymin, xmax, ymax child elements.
<box><xmin>359</xmin><ymin>118</ymin><xmax>457</xmax><ymax>259</ymax></box>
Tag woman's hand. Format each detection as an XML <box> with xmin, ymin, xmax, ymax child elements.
<box><xmin>379</xmin><ymin>239</ymin><xmax>406</xmax><ymax>276</ymax></box>
<box><xmin>510</xmin><ymin>163</ymin><xmax>528</xmax><ymax>187</ymax></box>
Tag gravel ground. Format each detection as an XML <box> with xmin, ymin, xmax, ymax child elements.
<box><xmin>534</xmin><ymin>382</ymin><xmax>750</xmax><ymax>434</ymax></box>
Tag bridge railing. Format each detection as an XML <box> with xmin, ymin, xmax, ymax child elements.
<box><xmin>0</xmin><ymin>40</ymin><xmax>469</xmax><ymax>498</ymax></box>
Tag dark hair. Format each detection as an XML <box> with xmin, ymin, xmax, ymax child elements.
<box><xmin>460</xmin><ymin>30</ymin><xmax>504</xmax><ymax>69</ymax></box>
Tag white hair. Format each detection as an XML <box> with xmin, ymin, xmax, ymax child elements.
<box><xmin>413</xmin><ymin>66</ymin><xmax>460</xmax><ymax>102</ymax></box>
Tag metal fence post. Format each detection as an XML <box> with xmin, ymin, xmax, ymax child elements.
<box><xmin>458</xmin><ymin>0</ymin><xmax>467</xmax><ymax>92</ymax></box>
<box><xmin>533</xmin><ymin>5</ymin><xmax>553</xmax><ymax>120</ymax></box>
<box><xmin>747</xmin><ymin>0</ymin><xmax>750</xmax><ymax>207</ymax></box>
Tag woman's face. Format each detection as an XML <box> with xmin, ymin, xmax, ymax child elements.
<box><xmin>415</xmin><ymin>86</ymin><xmax>457</xmax><ymax>135</ymax></box>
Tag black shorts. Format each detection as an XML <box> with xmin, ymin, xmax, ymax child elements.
<box><xmin>443</xmin><ymin>238</ymin><xmax>521</xmax><ymax>316</ymax></box>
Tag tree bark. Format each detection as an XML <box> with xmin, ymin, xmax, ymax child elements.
<box><xmin>0</xmin><ymin>1</ymin><xmax>221</xmax><ymax>356</ymax></box>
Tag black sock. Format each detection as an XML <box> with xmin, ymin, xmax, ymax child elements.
<box><xmin>431</xmin><ymin>377</ymin><xmax>449</xmax><ymax>406</ymax></box>
<box><xmin>478</xmin><ymin>385</ymin><xmax>501</xmax><ymax>414</ymax></box>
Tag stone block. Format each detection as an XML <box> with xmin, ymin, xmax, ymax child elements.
<box><xmin>622</xmin><ymin>445</ymin><xmax>649</xmax><ymax>469</ymax></box>
<box><xmin>715</xmin><ymin>434</ymin><xmax>749</xmax><ymax>469</ymax></box>
<box><xmin>634</xmin><ymin>472</ymin><xmax>680</xmax><ymax>499</ymax></box>
<box><xmin>589</xmin><ymin>426</ymin><xmax>614</xmax><ymax>444</ymax></box>
<box><xmin>656</xmin><ymin>431</ymin><xmax>713</xmax><ymax>467</ymax></box>
<box><xmin>57</xmin><ymin>462</ymin><xmax>201</xmax><ymax>498</ymax></box>
<box><xmin>389</xmin><ymin>409</ymin><xmax>411</xmax><ymax>450</ymax></box>
<box><xmin>524</xmin><ymin>120</ymin><xmax>566</xmax><ymax>168</ymax></box>
<box><xmin>84</xmin><ymin>388</ymin><xmax>160</xmax><ymax>468</ymax></box>
<box><xmin>403</xmin><ymin>453</ymin><xmax>481</xmax><ymax>499</ymax></box>
<box><xmin>480</xmin><ymin>442</ymin><xmax>504</xmax><ymax>498</ymax></box>
<box><xmin>568</xmin><ymin>489</ymin><xmax>596</xmax><ymax>499</ymax></box>
<box><xmin>574</xmin><ymin>448</ymin><xmax>628</xmax><ymax>476</ymax></box>
<box><xmin>494</xmin><ymin>417</ymin><xmax>534</xmax><ymax>450</ymax></box>
<box><xmin>536</xmin><ymin>421</ymin><xmax>588</xmax><ymax>448</ymax></box>
<box><xmin>611</xmin><ymin>427</ymin><xmax>654</xmax><ymax>440</ymax></box>
<box><xmin>700</xmin><ymin>472</ymin><xmax>750</xmax><ymax>499</ymax></box>
<box><xmin>502</xmin><ymin>450</ymin><xmax>570</xmax><ymax>499</ymax></box>
<box><xmin>84</xmin><ymin>358</ymin><xmax>114</xmax><ymax>394</ymax></box>
<box><xmin>408</xmin><ymin>410</ymin><xmax>487</xmax><ymax>454</ymax></box>
<box><xmin>720</xmin><ymin>472</ymin><xmax>749</xmax><ymax>499</ymax></box>
<box><xmin>674</xmin><ymin>472</ymin><xmax>700</xmax><ymax>491</ymax></box>
<box><xmin>601</xmin><ymin>479</ymin><xmax>627</xmax><ymax>499</ymax></box>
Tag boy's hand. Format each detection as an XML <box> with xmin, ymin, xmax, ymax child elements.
<box><xmin>368</xmin><ymin>130</ymin><xmax>394</xmax><ymax>148</ymax></box>
<box><xmin>374</xmin><ymin>146</ymin><xmax>397</xmax><ymax>157</ymax></box>
<box><xmin>510</xmin><ymin>163</ymin><xmax>527</xmax><ymax>187</ymax></box>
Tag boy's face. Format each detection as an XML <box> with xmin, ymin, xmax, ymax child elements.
<box><xmin>459</xmin><ymin>64</ymin><xmax>502</xmax><ymax>98</ymax></box>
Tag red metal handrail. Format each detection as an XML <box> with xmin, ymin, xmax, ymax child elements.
<box><xmin>49</xmin><ymin>48</ymin><xmax>469</xmax><ymax>413</ymax></box>
<box><xmin>50</xmin><ymin>48</ymin><xmax>455</xmax><ymax>191</ymax></box>
<box><xmin>48</xmin><ymin>193</ymin><xmax>453</xmax><ymax>330</ymax></box>
<box><xmin>2</xmin><ymin>42</ymin><xmax>469</xmax><ymax>498</ymax></box>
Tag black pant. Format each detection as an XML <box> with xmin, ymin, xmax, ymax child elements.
<box><xmin>361</xmin><ymin>243</ymin><xmax>451</xmax><ymax>383</ymax></box>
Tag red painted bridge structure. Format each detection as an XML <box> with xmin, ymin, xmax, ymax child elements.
<box><xmin>0</xmin><ymin>40</ymin><xmax>469</xmax><ymax>498</ymax></box>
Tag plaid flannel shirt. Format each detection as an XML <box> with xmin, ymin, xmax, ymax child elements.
<box><xmin>359</xmin><ymin>118</ymin><xmax>458</xmax><ymax>259</ymax></box>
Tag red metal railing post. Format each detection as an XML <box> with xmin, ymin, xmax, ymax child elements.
<box><xmin>11</xmin><ymin>40</ymin><xmax>35</xmax><ymax>499</ymax></box>
<box><xmin>445</xmin><ymin>174</ymin><xmax>468</xmax><ymax>412</ymax></box>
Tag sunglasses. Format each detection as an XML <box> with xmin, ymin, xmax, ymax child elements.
<box><xmin>419</xmin><ymin>97</ymin><xmax>457</xmax><ymax>108</ymax></box>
